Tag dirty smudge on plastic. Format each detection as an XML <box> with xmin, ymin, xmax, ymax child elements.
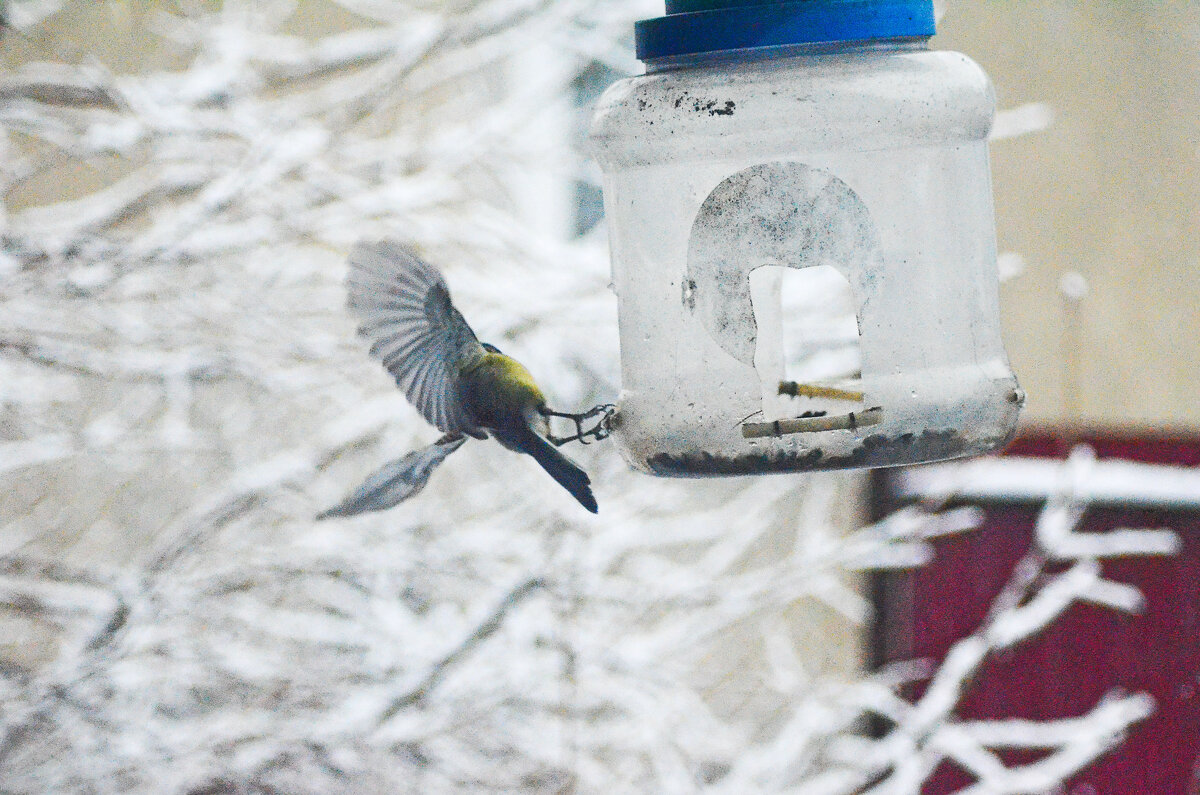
<box><xmin>684</xmin><ymin>161</ymin><xmax>884</xmax><ymax>367</ymax></box>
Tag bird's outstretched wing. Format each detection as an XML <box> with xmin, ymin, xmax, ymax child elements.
<box><xmin>347</xmin><ymin>240</ymin><xmax>484</xmax><ymax>434</ymax></box>
<box><xmin>316</xmin><ymin>434</ymin><xmax>467</xmax><ymax>520</ymax></box>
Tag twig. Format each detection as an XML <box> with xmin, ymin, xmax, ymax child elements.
<box><xmin>376</xmin><ymin>577</ymin><xmax>545</xmax><ymax>724</ymax></box>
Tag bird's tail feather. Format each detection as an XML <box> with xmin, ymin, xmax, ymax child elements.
<box><xmin>500</xmin><ymin>425</ymin><xmax>597</xmax><ymax>513</ymax></box>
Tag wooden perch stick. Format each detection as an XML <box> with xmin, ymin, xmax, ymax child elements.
<box><xmin>778</xmin><ymin>380</ymin><xmax>865</xmax><ymax>402</ymax></box>
<box><xmin>742</xmin><ymin>406</ymin><xmax>884</xmax><ymax>438</ymax></box>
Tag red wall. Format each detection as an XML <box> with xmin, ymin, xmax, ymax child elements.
<box><xmin>875</xmin><ymin>432</ymin><xmax>1200</xmax><ymax>794</ymax></box>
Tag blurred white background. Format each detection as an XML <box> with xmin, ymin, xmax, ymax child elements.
<box><xmin>1</xmin><ymin>1</ymin><xmax>1195</xmax><ymax>792</ymax></box>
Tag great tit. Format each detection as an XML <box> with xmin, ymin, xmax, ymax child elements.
<box><xmin>319</xmin><ymin>241</ymin><xmax>597</xmax><ymax>518</ymax></box>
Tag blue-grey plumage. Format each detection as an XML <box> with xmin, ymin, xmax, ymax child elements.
<box><xmin>316</xmin><ymin>434</ymin><xmax>467</xmax><ymax>519</ymax></box>
<box><xmin>338</xmin><ymin>240</ymin><xmax>598</xmax><ymax>514</ymax></box>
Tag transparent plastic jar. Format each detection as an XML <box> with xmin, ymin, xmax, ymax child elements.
<box><xmin>590</xmin><ymin>0</ymin><xmax>1023</xmax><ymax>477</ymax></box>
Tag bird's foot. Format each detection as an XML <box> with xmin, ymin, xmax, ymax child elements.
<box><xmin>543</xmin><ymin>404</ymin><xmax>616</xmax><ymax>446</ymax></box>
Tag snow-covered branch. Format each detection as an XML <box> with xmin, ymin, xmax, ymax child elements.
<box><xmin>0</xmin><ymin>2</ymin><xmax>1177</xmax><ymax>793</ymax></box>
<box><xmin>833</xmin><ymin>448</ymin><xmax>1180</xmax><ymax>793</ymax></box>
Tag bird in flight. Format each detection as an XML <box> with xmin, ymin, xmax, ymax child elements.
<box><xmin>319</xmin><ymin>241</ymin><xmax>603</xmax><ymax>518</ymax></box>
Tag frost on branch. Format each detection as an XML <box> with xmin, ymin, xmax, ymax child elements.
<box><xmin>834</xmin><ymin>447</ymin><xmax>1180</xmax><ymax>795</ymax></box>
<box><xmin>0</xmin><ymin>2</ymin><xmax>1176</xmax><ymax>793</ymax></box>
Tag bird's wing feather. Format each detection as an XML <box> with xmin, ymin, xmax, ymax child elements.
<box><xmin>346</xmin><ymin>241</ymin><xmax>484</xmax><ymax>434</ymax></box>
<box><xmin>316</xmin><ymin>434</ymin><xmax>468</xmax><ymax>519</ymax></box>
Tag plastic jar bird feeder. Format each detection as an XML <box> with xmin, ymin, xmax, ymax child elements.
<box><xmin>589</xmin><ymin>0</ymin><xmax>1023</xmax><ymax>477</ymax></box>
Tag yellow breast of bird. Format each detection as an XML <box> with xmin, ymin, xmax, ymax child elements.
<box><xmin>459</xmin><ymin>351</ymin><xmax>546</xmax><ymax>427</ymax></box>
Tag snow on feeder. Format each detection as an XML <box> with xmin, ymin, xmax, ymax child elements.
<box><xmin>589</xmin><ymin>0</ymin><xmax>1024</xmax><ymax>476</ymax></box>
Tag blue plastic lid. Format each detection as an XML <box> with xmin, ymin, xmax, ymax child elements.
<box><xmin>635</xmin><ymin>0</ymin><xmax>937</xmax><ymax>61</ymax></box>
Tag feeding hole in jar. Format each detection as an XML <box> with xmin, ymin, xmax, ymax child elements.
<box><xmin>748</xmin><ymin>264</ymin><xmax>864</xmax><ymax>426</ymax></box>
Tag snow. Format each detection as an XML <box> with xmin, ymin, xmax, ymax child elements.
<box><xmin>897</xmin><ymin>450</ymin><xmax>1200</xmax><ymax>509</ymax></box>
<box><xmin>990</xmin><ymin>101</ymin><xmax>1056</xmax><ymax>141</ymax></box>
<box><xmin>0</xmin><ymin>1</ymin><xmax>1177</xmax><ymax>793</ymax></box>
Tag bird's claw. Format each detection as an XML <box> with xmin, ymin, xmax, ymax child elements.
<box><xmin>543</xmin><ymin>404</ymin><xmax>616</xmax><ymax>447</ymax></box>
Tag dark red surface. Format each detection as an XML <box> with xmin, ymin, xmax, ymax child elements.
<box><xmin>875</xmin><ymin>431</ymin><xmax>1200</xmax><ymax>795</ymax></box>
